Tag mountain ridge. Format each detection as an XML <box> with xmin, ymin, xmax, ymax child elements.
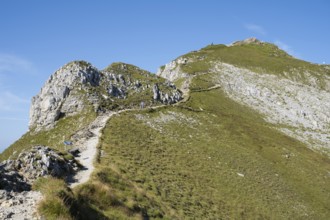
<box><xmin>1</xmin><ymin>38</ymin><xmax>330</xmax><ymax>219</ymax></box>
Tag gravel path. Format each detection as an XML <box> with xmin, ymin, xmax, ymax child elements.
<box><xmin>69</xmin><ymin>112</ymin><xmax>115</xmax><ymax>188</ymax></box>
<box><xmin>0</xmin><ymin>190</ymin><xmax>42</xmax><ymax>220</ymax></box>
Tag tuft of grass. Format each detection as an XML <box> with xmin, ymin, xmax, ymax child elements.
<box><xmin>33</xmin><ymin>177</ymin><xmax>110</xmax><ymax>220</ymax></box>
<box><xmin>73</xmin><ymin>167</ymin><xmax>168</xmax><ymax>219</ymax></box>
<box><xmin>33</xmin><ymin>177</ymin><xmax>74</xmax><ymax>220</ymax></box>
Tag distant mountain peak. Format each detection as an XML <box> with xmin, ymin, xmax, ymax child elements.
<box><xmin>230</xmin><ymin>37</ymin><xmax>263</xmax><ymax>46</ymax></box>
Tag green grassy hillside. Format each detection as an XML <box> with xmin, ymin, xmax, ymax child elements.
<box><xmin>1</xmin><ymin>41</ymin><xmax>329</xmax><ymax>219</ymax></box>
<box><xmin>0</xmin><ymin>108</ymin><xmax>97</xmax><ymax>161</ymax></box>
<box><xmin>87</xmin><ymin>73</ymin><xmax>329</xmax><ymax>219</ymax></box>
<box><xmin>180</xmin><ymin>41</ymin><xmax>330</xmax><ymax>90</ymax></box>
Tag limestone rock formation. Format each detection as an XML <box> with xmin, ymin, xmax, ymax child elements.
<box><xmin>29</xmin><ymin>61</ymin><xmax>183</xmax><ymax>131</ymax></box>
<box><xmin>153</xmin><ymin>84</ymin><xmax>160</xmax><ymax>100</ymax></box>
<box><xmin>0</xmin><ymin>190</ymin><xmax>42</xmax><ymax>220</ymax></box>
<box><xmin>29</xmin><ymin>61</ymin><xmax>100</xmax><ymax>131</ymax></box>
<box><xmin>158</xmin><ymin>45</ymin><xmax>330</xmax><ymax>152</ymax></box>
<box><xmin>157</xmin><ymin>57</ymin><xmax>189</xmax><ymax>82</ymax></box>
<box><xmin>212</xmin><ymin>62</ymin><xmax>330</xmax><ymax>151</ymax></box>
<box><xmin>0</xmin><ymin>146</ymin><xmax>80</xmax><ymax>191</ymax></box>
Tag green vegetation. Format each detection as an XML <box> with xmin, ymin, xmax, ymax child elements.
<box><xmin>179</xmin><ymin>42</ymin><xmax>330</xmax><ymax>90</ymax></box>
<box><xmin>32</xmin><ymin>170</ymin><xmax>170</xmax><ymax>219</ymax></box>
<box><xmin>74</xmin><ymin>168</ymin><xmax>168</xmax><ymax>219</ymax></box>
<box><xmin>1</xmin><ymin>41</ymin><xmax>329</xmax><ymax>219</ymax></box>
<box><xmin>33</xmin><ymin>177</ymin><xmax>74</xmax><ymax>220</ymax></box>
<box><xmin>95</xmin><ymin>62</ymin><xmax>177</xmax><ymax>111</ymax></box>
<box><xmin>33</xmin><ymin>177</ymin><xmax>109</xmax><ymax>220</ymax></box>
<box><xmin>91</xmin><ymin>73</ymin><xmax>330</xmax><ymax>219</ymax></box>
<box><xmin>0</xmin><ymin>109</ymin><xmax>97</xmax><ymax>161</ymax></box>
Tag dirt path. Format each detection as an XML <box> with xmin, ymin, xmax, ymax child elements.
<box><xmin>68</xmin><ymin>80</ymin><xmax>194</xmax><ymax>188</ymax></box>
<box><xmin>68</xmin><ymin>113</ymin><xmax>115</xmax><ymax>188</ymax></box>
<box><xmin>68</xmin><ymin>77</ymin><xmax>196</xmax><ymax>188</ymax></box>
<box><xmin>68</xmin><ymin>106</ymin><xmax>169</xmax><ymax>188</ymax></box>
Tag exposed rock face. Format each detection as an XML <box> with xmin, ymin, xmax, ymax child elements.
<box><xmin>152</xmin><ymin>83</ymin><xmax>182</xmax><ymax>104</ymax></box>
<box><xmin>29</xmin><ymin>61</ymin><xmax>100</xmax><ymax>131</ymax></box>
<box><xmin>212</xmin><ymin>62</ymin><xmax>330</xmax><ymax>152</ymax></box>
<box><xmin>0</xmin><ymin>146</ymin><xmax>80</xmax><ymax>191</ymax></box>
<box><xmin>157</xmin><ymin>57</ymin><xmax>189</xmax><ymax>82</ymax></box>
<box><xmin>108</xmin><ymin>83</ymin><xmax>126</xmax><ymax>98</ymax></box>
<box><xmin>153</xmin><ymin>84</ymin><xmax>160</xmax><ymax>100</ymax></box>
<box><xmin>158</xmin><ymin>54</ymin><xmax>330</xmax><ymax>153</ymax></box>
<box><xmin>29</xmin><ymin>61</ymin><xmax>183</xmax><ymax>131</ymax></box>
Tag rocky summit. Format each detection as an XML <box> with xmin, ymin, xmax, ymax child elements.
<box><xmin>29</xmin><ymin>61</ymin><xmax>182</xmax><ymax>131</ymax></box>
<box><xmin>1</xmin><ymin>38</ymin><xmax>330</xmax><ymax>219</ymax></box>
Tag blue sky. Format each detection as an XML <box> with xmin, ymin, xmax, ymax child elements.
<box><xmin>0</xmin><ymin>0</ymin><xmax>329</xmax><ymax>152</ymax></box>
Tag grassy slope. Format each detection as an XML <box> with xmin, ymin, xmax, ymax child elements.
<box><xmin>45</xmin><ymin>44</ymin><xmax>329</xmax><ymax>219</ymax></box>
<box><xmin>94</xmin><ymin>73</ymin><xmax>330</xmax><ymax>219</ymax></box>
<box><xmin>86</xmin><ymin>45</ymin><xmax>330</xmax><ymax>219</ymax></box>
<box><xmin>2</xmin><ymin>43</ymin><xmax>330</xmax><ymax>219</ymax></box>
<box><xmin>0</xmin><ymin>109</ymin><xmax>97</xmax><ymax>161</ymax></box>
<box><xmin>181</xmin><ymin>43</ymin><xmax>330</xmax><ymax>90</ymax></box>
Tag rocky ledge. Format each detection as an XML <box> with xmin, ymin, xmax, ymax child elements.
<box><xmin>0</xmin><ymin>146</ymin><xmax>81</xmax><ymax>220</ymax></box>
<box><xmin>0</xmin><ymin>146</ymin><xmax>80</xmax><ymax>192</ymax></box>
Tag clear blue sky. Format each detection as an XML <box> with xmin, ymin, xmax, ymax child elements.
<box><xmin>0</xmin><ymin>0</ymin><xmax>329</xmax><ymax>152</ymax></box>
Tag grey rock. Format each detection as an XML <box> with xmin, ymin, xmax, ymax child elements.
<box><xmin>213</xmin><ymin>62</ymin><xmax>330</xmax><ymax>152</ymax></box>
<box><xmin>29</xmin><ymin>61</ymin><xmax>100</xmax><ymax>131</ymax></box>
<box><xmin>0</xmin><ymin>190</ymin><xmax>42</xmax><ymax>220</ymax></box>
<box><xmin>0</xmin><ymin>146</ymin><xmax>80</xmax><ymax>192</ymax></box>
<box><xmin>68</xmin><ymin>147</ymin><xmax>80</xmax><ymax>157</ymax></box>
<box><xmin>118</xmin><ymin>74</ymin><xmax>126</xmax><ymax>85</ymax></box>
<box><xmin>153</xmin><ymin>84</ymin><xmax>160</xmax><ymax>100</ymax></box>
<box><xmin>157</xmin><ymin>58</ymin><xmax>189</xmax><ymax>81</ymax></box>
<box><xmin>29</xmin><ymin>61</ymin><xmax>184</xmax><ymax>132</ymax></box>
<box><xmin>108</xmin><ymin>84</ymin><xmax>125</xmax><ymax>98</ymax></box>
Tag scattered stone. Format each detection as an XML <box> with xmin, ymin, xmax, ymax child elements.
<box><xmin>237</xmin><ymin>173</ymin><xmax>245</xmax><ymax>177</ymax></box>
<box><xmin>0</xmin><ymin>190</ymin><xmax>42</xmax><ymax>220</ymax></box>
<box><xmin>0</xmin><ymin>146</ymin><xmax>80</xmax><ymax>192</ymax></box>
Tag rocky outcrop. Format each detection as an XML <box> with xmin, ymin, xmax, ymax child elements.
<box><xmin>0</xmin><ymin>146</ymin><xmax>80</xmax><ymax>191</ymax></box>
<box><xmin>0</xmin><ymin>168</ymin><xmax>30</xmax><ymax>192</ymax></box>
<box><xmin>152</xmin><ymin>83</ymin><xmax>182</xmax><ymax>104</ymax></box>
<box><xmin>212</xmin><ymin>62</ymin><xmax>330</xmax><ymax>152</ymax></box>
<box><xmin>29</xmin><ymin>61</ymin><xmax>100</xmax><ymax>131</ymax></box>
<box><xmin>108</xmin><ymin>83</ymin><xmax>126</xmax><ymax>98</ymax></box>
<box><xmin>29</xmin><ymin>61</ymin><xmax>183</xmax><ymax>131</ymax></box>
<box><xmin>157</xmin><ymin>57</ymin><xmax>189</xmax><ymax>82</ymax></box>
<box><xmin>153</xmin><ymin>84</ymin><xmax>160</xmax><ymax>100</ymax></box>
